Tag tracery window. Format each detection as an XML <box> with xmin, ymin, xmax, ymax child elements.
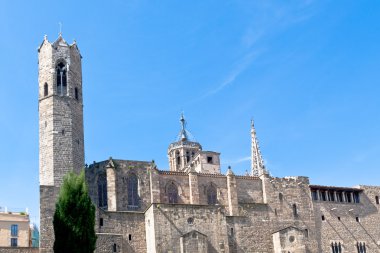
<box><xmin>97</xmin><ymin>174</ymin><xmax>108</xmax><ymax>208</ymax></box>
<box><xmin>357</xmin><ymin>242</ymin><xmax>366</xmax><ymax>253</ymax></box>
<box><xmin>167</xmin><ymin>182</ymin><xmax>178</xmax><ymax>204</ymax></box>
<box><xmin>127</xmin><ymin>174</ymin><xmax>139</xmax><ymax>208</ymax></box>
<box><xmin>331</xmin><ymin>242</ymin><xmax>342</xmax><ymax>253</ymax></box>
<box><xmin>207</xmin><ymin>185</ymin><xmax>217</xmax><ymax>205</ymax></box>
<box><xmin>56</xmin><ymin>62</ymin><xmax>67</xmax><ymax>96</ymax></box>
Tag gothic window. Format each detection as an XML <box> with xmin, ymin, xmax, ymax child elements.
<box><xmin>44</xmin><ymin>83</ymin><xmax>48</xmax><ymax>97</ymax></box>
<box><xmin>331</xmin><ymin>242</ymin><xmax>342</xmax><ymax>253</ymax></box>
<box><xmin>75</xmin><ymin>87</ymin><xmax>79</xmax><ymax>100</ymax></box>
<box><xmin>167</xmin><ymin>182</ymin><xmax>178</xmax><ymax>204</ymax></box>
<box><xmin>376</xmin><ymin>196</ymin><xmax>379</xmax><ymax>205</ymax></box>
<box><xmin>186</xmin><ymin>151</ymin><xmax>190</xmax><ymax>163</ymax></box>
<box><xmin>357</xmin><ymin>242</ymin><xmax>366</xmax><ymax>253</ymax></box>
<box><xmin>97</xmin><ymin>174</ymin><xmax>107</xmax><ymax>208</ymax></box>
<box><xmin>292</xmin><ymin>204</ymin><xmax>298</xmax><ymax>217</ymax></box>
<box><xmin>176</xmin><ymin>151</ymin><xmax>180</xmax><ymax>165</ymax></box>
<box><xmin>207</xmin><ymin>185</ymin><xmax>217</xmax><ymax>205</ymax></box>
<box><xmin>56</xmin><ymin>62</ymin><xmax>67</xmax><ymax>96</ymax></box>
<box><xmin>127</xmin><ymin>174</ymin><xmax>139</xmax><ymax>208</ymax></box>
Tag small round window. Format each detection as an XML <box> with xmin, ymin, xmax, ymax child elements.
<box><xmin>289</xmin><ymin>236</ymin><xmax>295</xmax><ymax>243</ymax></box>
<box><xmin>187</xmin><ymin>217</ymin><xmax>194</xmax><ymax>225</ymax></box>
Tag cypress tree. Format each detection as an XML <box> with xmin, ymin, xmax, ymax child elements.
<box><xmin>53</xmin><ymin>170</ymin><xmax>97</xmax><ymax>253</ymax></box>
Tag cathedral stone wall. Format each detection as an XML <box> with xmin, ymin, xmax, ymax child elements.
<box><xmin>235</xmin><ymin>176</ymin><xmax>263</xmax><ymax>204</ymax></box>
<box><xmin>148</xmin><ymin>204</ymin><xmax>230</xmax><ymax>253</ymax></box>
<box><xmin>96</xmin><ymin>210</ymin><xmax>147</xmax><ymax>253</ymax></box>
<box><xmin>313</xmin><ymin>185</ymin><xmax>380</xmax><ymax>253</ymax></box>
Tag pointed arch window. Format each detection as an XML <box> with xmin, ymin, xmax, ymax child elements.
<box><xmin>127</xmin><ymin>174</ymin><xmax>139</xmax><ymax>208</ymax></box>
<box><xmin>97</xmin><ymin>174</ymin><xmax>107</xmax><ymax>208</ymax></box>
<box><xmin>56</xmin><ymin>62</ymin><xmax>67</xmax><ymax>96</ymax></box>
<box><xmin>207</xmin><ymin>185</ymin><xmax>217</xmax><ymax>205</ymax></box>
<box><xmin>167</xmin><ymin>183</ymin><xmax>178</xmax><ymax>204</ymax></box>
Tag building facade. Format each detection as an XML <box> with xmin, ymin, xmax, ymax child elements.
<box><xmin>0</xmin><ymin>209</ymin><xmax>38</xmax><ymax>249</ymax></box>
<box><xmin>38</xmin><ymin>35</ymin><xmax>380</xmax><ymax>253</ymax></box>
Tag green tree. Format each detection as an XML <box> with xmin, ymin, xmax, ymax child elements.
<box><xmin>53</xmin><ymin>170</ymin><xmax>97</xmax><ymax>253</ymax></box>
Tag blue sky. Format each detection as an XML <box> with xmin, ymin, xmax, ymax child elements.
<box><xmin>0</xmin><ymin>0</ymin><xmax>379</xmax><ymax>226</ymax></box>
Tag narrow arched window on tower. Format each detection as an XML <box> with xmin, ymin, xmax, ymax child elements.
<box><xmin>292</xmin><ymin>204</ymin><xmax>298</xmax><ymax>217</ymax></box>
<box><xmin>44</xmin><ymin>83</ymin><xmax>48</xmax><ymax>97</ymax></box>
<box><xmin>207</xmin><ymin>185</ymin><xmax>217</xmax><ymax>205</ymax></box>
<box><xmin>186</xmin><ymin>151</ymin><xmax>190</xmax><ymax>163</ymax></box>
<box><xmin>56</xmin><ymin>62</ymin><xmax>67</xmax><ymax>96</ymax></box>
<box><xmin>167</xmin><ymin>183</ymin><xmax>178</xmax><ymax>204</ymax></box>
<box><xmin>279</xmin><ymin>193</ymin><xmax>283</xmax><ymax>203</ymax></box>
<box><xmin>127</xmin><ymin>174</ymin><xmax>139</xmax><ymax>209</ymax></box>
<box><xmin>75</xmin><ymin>87</ymin><xmax>79</xmax><ymax>100</ymax></box>
<box><xmin>176</xmin><ymin>151</ymin><xmax>180</xmax><ymax>166</ymax></box>
<box><xmin>97</xmin><ymin>174</ymin><xmax>107</xmax><ymax>209</ymax></box>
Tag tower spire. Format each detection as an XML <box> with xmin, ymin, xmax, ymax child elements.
<box><xmin>179</xmin><ymin>112</ymin><xmax>188</xmax><ymax>141</ymax></box>
<box><xmin>251</xmin><ymin>119</ymin><xmax>266</xmax><ymax>176</ymax></box>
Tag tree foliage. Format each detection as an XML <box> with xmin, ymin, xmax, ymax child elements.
<box><xmin>53</xmin><ymin>170</ymin><xmax>97</xmax><ymax>253</ymax></box>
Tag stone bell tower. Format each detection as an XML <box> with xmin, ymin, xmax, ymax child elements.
<box><xmin>38</xmin><ymin>34</ymin><xmax>85</xmax><ymax>253</ymax></box>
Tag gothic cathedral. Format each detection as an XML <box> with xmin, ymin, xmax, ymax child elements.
<box><xmin>38</xmin><ymin>35</ymin><xmax>380</xmax><ymax>253</ymax></box>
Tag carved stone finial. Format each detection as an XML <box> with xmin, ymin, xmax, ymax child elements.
<box><xmin>227</xmin><ymin>166</ymin><xmax>234</xmax><ymax>176</ymax></box>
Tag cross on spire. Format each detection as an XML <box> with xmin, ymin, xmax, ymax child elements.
<box><xmin>59</xmin><ymin>22</ymin><xmax>62</xmax><ymax>36</ymax></box>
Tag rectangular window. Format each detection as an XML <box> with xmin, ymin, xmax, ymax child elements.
<box><xmin>11</xmin><ymin>238</ymin><xmax>18</xmax><ymax>247</ymax></box>
<box><xmin>320</xmin><ymin>191</ymin><xmax>327</xmax><ymax>201</ymax></box>
<box><xmin>328</xmin><ymin>191</ymin><xmax>335</xmax><ymax>201</ymax></box>
<box><xmin>207</xmin><ymin>156</ymin><xmax>213</xmax><ymax>164</ymax></box>
<box><xmin>11</xmin><ymin>225</ymin><xmax>18</xmax><ymax>237</ymax></box>
<box><xmin>336</xmin><ymin>191</ymin><xmax>343</xmax><ymax>202</ymax></box>
<box><xmin>311</xmin><ymin>190</ymin><xmax>318</xmax><ymax>200</ymax></box>
<box><xmin>345</xmin><ymin>192</ymin><xmax>352</xmax><ymax>203</ymax></box>
<box><xmin>353</xmin><ymin>192</ymin><xmax>360</xmax><ymax>203</ymax></box>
